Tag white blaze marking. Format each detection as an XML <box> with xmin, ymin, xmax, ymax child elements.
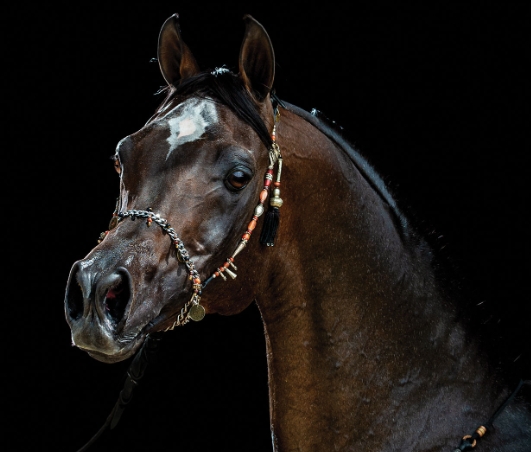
<box><xmin>176</xmin><ymin>117</ymin><xmax>196</xmax><ymax>139</ymax></box>
<box><xmin>165</xmin><ymin>98</ymin><xmax>218</xmax><ymax>160</ymax></box>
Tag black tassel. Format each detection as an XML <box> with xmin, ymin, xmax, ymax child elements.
<box><xmin>259</xmin><ymin>206</ymin><xmax>280</xmax><ymax>246</ymax></box>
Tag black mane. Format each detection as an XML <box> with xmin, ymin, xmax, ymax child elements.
<box><xmin>156</xmin><ymin>69</ymin><xmax>274</xmax><ymax>151</ymax></box>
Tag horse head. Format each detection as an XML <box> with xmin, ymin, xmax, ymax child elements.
<box><xmin>64</xmin><ymin>14</ymin><xmax>277</xmax><ymax>363</ymax></box>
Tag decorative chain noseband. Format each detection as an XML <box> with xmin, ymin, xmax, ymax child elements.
<box><xmin>98</xmin><ymin>108</ymin><xmax>283</xmax><ymax>330</ymax></box>
<box><xmin>109</xmin><ymin>208</ymin><xmax>204</xmax><ymax>328</ymax></box>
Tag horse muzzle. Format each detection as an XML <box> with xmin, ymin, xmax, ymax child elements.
<box><xmin>64</xmin><ymin>259</ymin><xmax>145</xmax><ymax>362</ymax></box>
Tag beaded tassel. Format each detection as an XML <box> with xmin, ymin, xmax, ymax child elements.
<box><xmin>203</xmin><ymin>108</ymin><xmax>284</xmax><ymax>288</ymax></box>
<box><xmin>259</xmin><ymin>123</ymin><xmax>283</xmax><ymax>246</ymax></box>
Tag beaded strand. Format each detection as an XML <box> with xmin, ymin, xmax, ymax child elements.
<box><xmin>202</xmin><ymin>120</ymin><xmax>282</xmax><ymax>288</ymax></box>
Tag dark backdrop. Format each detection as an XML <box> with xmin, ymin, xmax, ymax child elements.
<box><xmin>8</xmin><ymin>3</ymin><xmax>529</xmax><ymax>451</ymax></box>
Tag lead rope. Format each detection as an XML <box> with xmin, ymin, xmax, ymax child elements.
<box><xmin>452</xmin><ymin>379</ymin><xmax>530</xmax><ymax>451</ymax></box>
<box><xmin>76</xmin><ymin>104</ymin><xmax>283</xmax><ymax>451</ymax></box>
<box><xmin>75</xmin><ymin>333</ymin><xmax>162</xmax><ymax>452</ymax></box>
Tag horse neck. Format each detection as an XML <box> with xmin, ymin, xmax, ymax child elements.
<box><xmin>253</xmin><ymin>108</ymin><xmax>510</xmax><ymax>450</ymax></box>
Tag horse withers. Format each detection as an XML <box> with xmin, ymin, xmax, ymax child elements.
<box><xmin>64</xmin><ymin>13</ymin><xmax>531</xmax><ymax>451</ymax></box>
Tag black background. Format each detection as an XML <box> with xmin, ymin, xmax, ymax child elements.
<box><xmin>8</xmin><ymin>2</ymin><xmax>529</xmax><ymax>451</ymax></box>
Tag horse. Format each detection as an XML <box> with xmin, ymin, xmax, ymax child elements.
<box><xmin>64</xmin><ymin>13</ymin><xmax>531</xmax><ymax>451</ymax></box>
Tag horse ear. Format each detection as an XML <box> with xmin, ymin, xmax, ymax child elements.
<box><xmin>239</xmin><ymin>15</ymin><xmax>275</xmax><ymax>102</ymax></box>
<box><xmin>157</xmin><ymin>13</ymin><xmax>200</xmax><ymax>86</ymax></box>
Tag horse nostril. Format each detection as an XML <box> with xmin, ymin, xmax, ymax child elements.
<box><xmin>65</xmin><ymin>266</ymin><xmax>83</xmax><ymax>322</ymax></box>
<box><xmin>104</xmin><ymin>273</ymin><xmax>131</xmax><ymax>325</ymax></box>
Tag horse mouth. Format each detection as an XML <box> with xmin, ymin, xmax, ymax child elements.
<box><xmin>79</xmin><ymin>300</ymin><xmax>189</xmax><ymax>363</ymax></box>
<box><xmin>70</xmin><ymin>325</ymin><xmax>147</xmax><ymax>363</ymax></box>
<box><xmin>80</xmin><ymin>333</ymin><xmax>146</xmax><ymax>363</ymax></box>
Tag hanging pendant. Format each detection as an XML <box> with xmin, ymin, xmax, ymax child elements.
<box><xmin>188</xmin><ymin>304</ymin><xmax>205</xmax><ymax>321</ymax></box>
<box><xmin>224</xmin><ymin>267</ymin><xmax>237</xmax><ymax>279</ymax></box>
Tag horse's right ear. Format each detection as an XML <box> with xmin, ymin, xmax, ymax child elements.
<box><xmin>157</xmin><ymin>13</ymin><xmax>200</xmax><ymax>87</ymax></box>
<box><xmin>239</xmin><ymin>15</ymin><xmax>275</xmax><ymax>103</ymax></box>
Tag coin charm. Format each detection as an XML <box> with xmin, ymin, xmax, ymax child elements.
<box><xmin>189</xmin><ymin>304</ymin><xmax>205</xmax><ymax>321</ymax></box>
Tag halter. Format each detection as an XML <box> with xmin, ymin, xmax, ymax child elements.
<box><xmin>98</xmin><ymin>105</ymin><xmax>283</xmax><ymax>330</ymax></box>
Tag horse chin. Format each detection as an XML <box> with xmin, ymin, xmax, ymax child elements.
<box><xmin>76</xmin><ymin>332</ymin><xmax>146</xmax><ymax>364</ymax></box>
<box><xmin>70</xmin><ymin>316</ymin><xmax>148</xmax><ymax>364</ymax></box>
<box><xmin>86</xmin><ymin>348</ymin><xmax>136</xmax><ymax>364</ymax></box>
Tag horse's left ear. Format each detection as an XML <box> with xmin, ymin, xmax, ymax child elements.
<box><xmin>158</xmin><ymin>13</ymin><xmax>200</xmax><ymax>87</ymax></box>
<box><xmin>239</xmin><ymin>15</ymin><xmax>275</xmax><ymax>103</ymax></box>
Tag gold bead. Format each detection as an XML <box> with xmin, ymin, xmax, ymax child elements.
<box><xmin>270</xmin><ymin>188</ymin><xmax>283</xmax><ymax>208</ymax></box>
<box><xmin>462</xmin><ymin>436</ymin><xmax>476</xmax><ymax>448</ymax></box>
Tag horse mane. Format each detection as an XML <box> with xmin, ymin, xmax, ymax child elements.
<box><xmin>281</xmin><ymin>101</ymin><xmax>524</xmax><ymax>377</ymax></box>
<box><xmin>154</xmin><ymin>69</ymin><xmax>273</xmax><ymax>150</ymax></box>
<box><xmin>282</xmin><ymin>100</ymin><xmax>483</xmax><ymax>323</ymax></box>
<box><xmin>282</xmin><ymin>101</ymin><xmax>412</xmax><ymax>240</ymax></box>
<box><xmin>282</xmin><ymin>101</ymin><xmax>531</xmax><ymax>379</ymax></box>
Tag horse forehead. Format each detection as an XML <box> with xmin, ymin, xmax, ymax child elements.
<box><xmin>156</xmin><ymin>97</ymin><xmax>221</xmax><ymax>160</ymax></box>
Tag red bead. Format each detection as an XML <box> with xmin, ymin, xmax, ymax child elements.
<box><xmin>264</xmin><ymin>178</ymin><xmax>271</xmax><ymax>187</ymax></box>
<box><xmin>214</xmin><ymin>272</ymin><xmax>219</xmax><ymax>277</ymax></box>
<box><xmin>242</xmin><ymin>232</ymin><xmax>251</xmax><ymax>241</ymax></box>
<box><xmin>223</xmin><ymin>262</ymin><xmax>230</xmax><ymax>268</ymax></box>
<box><xmin>259</xmin><ymin>189</ymin><xmax>268</xmax><ymax>203</ymax></box>
<box><xmin>247</xmin><ymin>219</ymin><xmax>257</xmax><ymax>231</ymax></box>
<box><xmin>274</xmin><ymin>181</ymin><xmax>281</xmax><ymax>187</ymax></box>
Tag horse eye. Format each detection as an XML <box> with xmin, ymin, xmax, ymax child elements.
<box><xmin>226</xmin><ymin>169</ymin><xmax>251</xmax><ymax>190</ymax></box>
<box><xmin>113</xmin><ymin>158</ymin><xmax>121</xmax><ymax>175</ymax></box>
